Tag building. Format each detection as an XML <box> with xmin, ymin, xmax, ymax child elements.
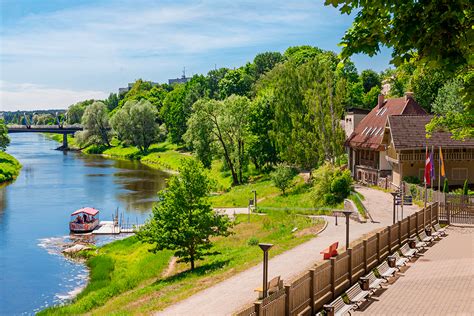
<box><xmin>343</xmin><ymin>108</ymin><xmax>370</xmax><ymax>139</ymax></box>
<box><xmin>386</xmin><ymin>115</ymin><xmax>474</xmax><ymax>187</ymax></box>
<box><xmin>118</xmin><ymin>81</ymin><xmax>159</xmax><ymax>95</ymax></box>
<box><xmin>345</xmin><ymin>93</ymin><xmax>426</xmax><ymax>185</ymax></box>
<box><xmin>168</xmin><ymin>74</ymin><xmax>191</xmax><ymax>85</ymax></box>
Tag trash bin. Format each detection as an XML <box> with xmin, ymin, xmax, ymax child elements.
<box><xmin>425</xmin><ymin>226</ymin><xmax>432</xmax><ymax>236</ymax></box>
<box><xmin>360</xmin><ymin>276</ymin><xmax>370</xmax><ymax>291</ymax></box>
<box><xmin>408</xmin><ymin>238</ymin><xmax>417</xmax><ymax>248</ymax></box>
<box><xmin>387</xmin><ymin>255</ymin><xmax>396</xmax><ymax>268</ymax></box>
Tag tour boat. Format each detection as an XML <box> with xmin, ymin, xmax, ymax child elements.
<box><xmin>69</xmin><ymin>207</ymin><xmax>100</xmax><ymax>233</ymax></box>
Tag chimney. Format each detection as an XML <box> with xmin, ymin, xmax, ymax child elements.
<box><xmin>405</xmin><ymin>91</ymin><xmax>414</xmax><ymax>102</ymax></box>
<box><xmin>377</xmin><ymin>94</ymin><xmax>384</xmax><ymax>108</ymax></box>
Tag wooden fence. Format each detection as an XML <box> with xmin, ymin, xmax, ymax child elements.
<box><xmin>235</xmin><ymin>203</ymin><xmax>439</xmax><ymax>316</ymax></box>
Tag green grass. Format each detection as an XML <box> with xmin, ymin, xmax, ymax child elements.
<box><xmin>0</xmin><ymin>151</ymin><xmax>21</xmax><ymax>183</ymax></box>
<box><xmin>348</xmin><ymin>192</ymin><xmax>367</xmax><ymax>219</ymax></box>
<box><xmin>41</xmin><ymin>212</ymin><xmax>324</xmax><ymax>315</ymax></box>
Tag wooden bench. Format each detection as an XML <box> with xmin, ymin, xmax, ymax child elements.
<box><xmin>321</xmin><ymin>242</ymin><xmax>339</xmax><ymax>260</ymax></box>
<box><xmin>346</xmin><ymin>283</ymin><xmax>370</xmax><ymax>306</ymax></box>
<box><xmin>323</xmin><ymin>296</ymin><xmax>354</xmax><ymax>316</ymax></box>
<box><xmin>254</xmin><ymin>276</ymin><xmax>280</xmax><ymax>298</ymax></box>
<box><xmin>400</xmin><ymin>243</ymin><xmax>417</xmax><ymax>258</ymax></box>
<box><xmin>376</xmin><ymin>261</ymin><xmax>396</xmax><ymax>279</ymax></box>
<box><xmin>432</xmin><ymin>223</ymin><xmax>447</xmax><ymax>237</ymax></box>
<box><xmin>392</xmin><ymin>251</ymin><xmax>409</xmax><ymax>267</ymax></box>
<box><xmin>419</xmin><ymin>230</ymin><xmax>434</xmax><ymax>244</ymax></box>
<box><xmin>363</xmin><ymin>271</ymin><xmax>386</xmax><ymax>292</ymax></box>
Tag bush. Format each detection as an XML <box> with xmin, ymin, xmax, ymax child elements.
<box><xmin>271</xmin><ymin>164</ymin><xmax>295</xmax><ymax>194</ymax></box>
<box><xmin>312</xmin><ymin>163</ymin><xmax>353</xmax><ymax>206</ymax></box>
<box><xmin>403</xmin><ymin>176</ymin><xmax>421</xmax><ymax>185</ymax></box>
<box><xmin>443</xmin><ymin>179</ymin><xmax>449</xmax><ymax>193</ymax></box>
<box><xmin>463</xmin><ymin>179</ymin><xmax>469</xmax><ymax>195</ymax></box>
<box><xmin>247</xmin><ymin>236</ymin><xmax>259</xmax><ymax>246</ymax></box>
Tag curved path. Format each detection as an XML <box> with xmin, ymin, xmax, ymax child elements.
<box><xmin>157</xmin><ymin>187</ymin><xmax>419</xmax><ymax>315</ymax></box>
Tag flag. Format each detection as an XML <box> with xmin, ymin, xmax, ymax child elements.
<box><xmin>424</xmin><ymin>148</ymin><xmax>431</xmax><ymax>185</ymax></box>
<box><xmin>439</xmin><ymin>147</ymin><xmax>446</xmax><ymax>177</ymax></box>
<box><xmin>430</xmin><ymin>149</ymin><xmax>435</xmax><ymax>181</ymax></box>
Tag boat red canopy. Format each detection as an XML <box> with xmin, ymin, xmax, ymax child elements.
<box><xmin>71</xmin><ymin>207</ymin><xmax>100</xmax><ymax>216</ymax></box>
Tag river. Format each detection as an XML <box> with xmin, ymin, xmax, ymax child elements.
<box><xmin>0</xmin><ymin>133</ymin><xmax>169</xmax><ymax>314</ymax></box>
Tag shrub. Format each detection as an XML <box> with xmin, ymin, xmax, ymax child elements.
<box><xmin>271</xmin><ymin>164</ymin><xmax>295</xmax><ymax>194</ymax></box>
<box><xmin>247</xmin><ymin>236</ymin><xmax>259</xmax><ymax>246</ymax></box>
<box><xmin>403</xmin><ymin>176</ymin><xmax>421</xmax><ymax>185</ymax></box>
<box><xmin>463</xmin><ymin>179</ymin><xmax>469</xmax><ymax>195</ymax></box>
<box><xmin>443</xmin><ymin>179</ymin><xmax>449</xmax><ymax>193</ymax></box>
<box><xmin>312</xmin><ymin>163</ymin><xmax>353</xmax><ymax>206</ymax></box>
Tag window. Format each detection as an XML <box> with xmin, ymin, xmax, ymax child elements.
<box><xmin>362</xmin><ymin>127</ymin><xmax>368</xmax><ymax>135</ymax></box>
<box><xmin>379</xmin><ymin>127</ymin><xmax>384</xmax><ymax>135</ymax></box>
<box><xmin>452</xmin><ymin>168</ymin><xmax>468</xmax><ymax>180</ymax></box>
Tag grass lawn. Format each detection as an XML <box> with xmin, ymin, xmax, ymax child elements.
<box><xmin>40</xmin><ymin>212</ymin><xmax>324</xmax><ymax>315</ymax></box>
<box><xmin>0</xmin><ymin>151</ymin><xmax>22</xmax><ymax>183</ymax></box>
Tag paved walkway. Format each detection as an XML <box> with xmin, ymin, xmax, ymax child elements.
<box><xmin>157</xmin><ymin>187</ymin><xmax>418</xmax><ymax>315</ymax></box>
<box><xmin>354</xmin><ymin>226</ymin><xmax>474</xmax><ymax>315</ymax></box>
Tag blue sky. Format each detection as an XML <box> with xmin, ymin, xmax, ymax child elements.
<box><xmin>0</xmin><ymin>0</ymin><xmax>392</xmax><ymax>110</ymax></box>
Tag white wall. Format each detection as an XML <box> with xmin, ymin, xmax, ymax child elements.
<box><xmin>379</xmin><ymin>150</ymin><xmax>392</xmax><ymax>170</ymax></box>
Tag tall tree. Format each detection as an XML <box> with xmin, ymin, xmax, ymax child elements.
<box><xmin>104</xmin><ymin>93</ymin><xmax>119</xmax><ymax>112</ymax></box>
<box><xmin>161</xmin><ymin>84</ymin><xmax>187</xmax><ymax>144</ymax></box>
<box><xmin>218</xmin><ymin>69</ymin><xmax>253</xmax><ymax>99</ymax></box>
<box><xmin>79</xmin><ymin>101</ymin><xmax>112</xmax><ymax>147</ymax></box>
<box><xmin>66</xmin><ymin>100</ymin><xmax>94</xmax><ymax>124</ymax></box>
<box><xmin>137</xmin><ymin>159</ymin><xmax>232</xmax><ymax>270</ymax></box>
<box><xmin>253</xmin><ymin>52</ymin><xmax>283</xmax><ymax>77</ymax></box>
<box><xmin>360</xmin><ymin>70</ymin><xmax>381</xmax><ymax>93</ymax></box>
<box><xmin>110</xmin><ymin>100</ymin><xmax>158</xmax><ymax>152</ymax></box>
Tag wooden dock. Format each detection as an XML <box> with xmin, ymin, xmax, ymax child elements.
<box><xmin>92</xmin><ymin>221</ymin><xmax>142</xmax><ymax>235</ymax></box>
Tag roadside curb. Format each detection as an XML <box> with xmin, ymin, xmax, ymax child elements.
<box><xmin>314</xmin><ymin>217</ymin><xmax>329</xmax><ymax>236</ymax></box>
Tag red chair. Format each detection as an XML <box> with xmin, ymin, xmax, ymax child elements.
<box><xmin>320</xmin><ymin>242</ymin><xmax>339</xmax><ymax>260</ymax></box>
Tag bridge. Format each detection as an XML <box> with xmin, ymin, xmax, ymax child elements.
<box><xmin>7</xmin><ymin>125</ymin><xmax>83</xmax><ymax>149</ymax></box>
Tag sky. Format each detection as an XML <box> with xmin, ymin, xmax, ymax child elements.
<box><xmin>0</xmin><ymin>0</ymin><xmax>392</xmax><ymax>111</ymax></box>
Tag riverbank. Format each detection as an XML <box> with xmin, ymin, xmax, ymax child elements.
<box><xmin>0</xmin><ymin>151</ymin><xmax>21</xmax><ymax>183</ymax></box>
<box><xmin>39</xmin><ymin>212</ymin><xmax>324</xmax><ymax>315</ymax></box>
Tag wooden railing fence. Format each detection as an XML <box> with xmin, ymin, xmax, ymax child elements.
<box><xmin>235</xmin><ymin>203</ymin><xmax>439</xmax><ymax>316</ymax></box>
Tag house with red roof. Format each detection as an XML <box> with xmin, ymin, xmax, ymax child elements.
<box><xmin>345</xmin><ymin>93</ymin><xmax>426</xmax><ymax>185</ymax></box>
<box><xmin>346</xmin><ymin>92</ymin><xmax>474</xmax><ymax>189</ymax></box>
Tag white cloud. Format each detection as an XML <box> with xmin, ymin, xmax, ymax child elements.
<box><xmin>0</xmin><ymin>81</ymin><xmax>108</xmax><ymax>111</ymax></box>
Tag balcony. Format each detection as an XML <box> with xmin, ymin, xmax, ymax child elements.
<box><xmin>397</xmin><ymin>150</ymin><xmax>474</xmax><ymax>162</ymax></box>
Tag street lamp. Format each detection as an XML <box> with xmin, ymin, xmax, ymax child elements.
<box><xmin>342</xmin><ymin>210</ymin><xmax>352</xmax><ymax>250</ymax></box>
<box><xmin>252</xmin><ymin>190</ymin><xmax>257</xmax><ymax>210</ymax></box>
<box><xmin>258</xmin><ymin>243</ymin><xmax>273</xmax><ymax>298</ymax></box>
<box><xmin>390</xmin><ymin>192</ymin><xmax>398</xmax><ymax>224</ymax></box>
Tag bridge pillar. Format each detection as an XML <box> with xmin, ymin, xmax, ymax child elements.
<box><xmin>62</xmin><ymin>133</ymin><xmax>68</xmax><ymax>150</ymax></box>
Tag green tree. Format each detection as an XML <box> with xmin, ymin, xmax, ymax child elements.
<box><xmin>32</xmin><ymin>114</ymin><xmax>55</xmax><ymax>125</ymax></box>
<box><xmin>137</xmin><ymin>159</ymin><xmax>232</xmax><ymax>270</ymax></box>
<box><xmin>0</xmin><ymin>120</ymin><xmax>10</xmax><ymax>151</ymax></box>
<box><xmin>432</xmin><ymin>79</ymin><xmax>464</xmax><ymax>115</ymax></box>
<box><xmin>110</xmin><ymin>100</ymin><xmax>158</xmax><ymax>152</ymax></box>
<box><xmin>409</xmin><ymin>67</ymin><xmax>445</xmax><ymax>112</ymax></box>
<box><xmin>311</xmin><ymin>163</ymin><xmax>352</xmax><ymax>206</ymax></box>
<box><xmin>104</xmin><ymin>93</ymin><xmax>119</xmax><ymax>112</ymax></box>
<box><xmin>79</xmin><ymin>101</ymin><xmax>112</xmax><ymax>147</ymax></box>
<box><xmin>66</xmin><ymin>100</ymin><xmax>94</xmax><ymax>124</ymax></box>
<box><xmin>218</xmin><ymin>69</ymin><xmax>253</xmax><ymax>99</ymax></box>
<box><xmin>325</xmin><ymin>0</ymin><xmax>472</xmax><ymax>70</ymax></box>
<box><xmin>271</xmin><ymin>164</ymin><xmax>295</xmax><ymax>194</ymax></box>
<box><xmin>161</xmin><ymin>84</ymin><xmax>187</xmax><ymax>143</ymax></box>
<box><xmin>363</xmin><ymin>86</ymin><xmax>381</xmax><ymax>108</ymax></box>
<box><xmin>184</xmin><ymin>95</ymin><xmax>251</xmax><ymax>185</ymax></box>
<box><xmin>207</xmin><ymin>67</ymin><xmax>228</xmax><ymax>100</ymax></box>
<box><xmin>253</xmin><ymin>52</ymin><xmax>283</xmax><ymax>77</ymax></box>
<box><xmin>283</xmin><ymin>45</ymin><xmax>323</xmax><ymax>65</ymax></box>
<box><xmin>360</xmin><ymin>70</ymin><xmax>381</xmax><ymax>93</ymax></box>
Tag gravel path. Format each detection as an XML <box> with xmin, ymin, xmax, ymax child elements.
<box><xmin>156</xmin><ymin>186</ymin><xmax>418</xmax><ymax>315</ymax></box>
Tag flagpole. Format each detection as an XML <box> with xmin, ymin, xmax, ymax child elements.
<box><xmin>424</xmin><ymin>146</ymin><xmax>428</xmax><ymax>227</ymax></box>
<box><xmin>438</xmin><ymin>147</ymin><xmax>441</xmax><ymax>192</ymax></box>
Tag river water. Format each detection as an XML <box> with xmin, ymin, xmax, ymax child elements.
<box><xmin>0</xmin><ymin>134</ymin><xmax>169</xmax><ymax>314</ymax></box>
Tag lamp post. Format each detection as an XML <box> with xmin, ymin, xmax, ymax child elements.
<box><xmin>342</xmin><ymin>210</ymin><xmax>352</xmax><ymax>250</ymax></box>
<box><xmin>390</xmin><ymin>192</ymin><xmax>398</xmax><ymax>224</ymax></box>
<box><xmin>252</xmin><ymin>190</ymin><xmax>257</xmax><ymax>210</ymax></box>
<box><xmin>259</xmin><ymin>243</ymin><xmax>273</xmax><ymax>298</ymax></box>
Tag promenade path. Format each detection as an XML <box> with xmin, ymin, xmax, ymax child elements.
<box><xmin>354</xmin><ymin>226</ymin><xmax>474</xmax><ymax>315</ymax></box>
<box><xmin>157</xmin><ymin>187</ymin><xmax>419</xmax><ymax>315</ymax></box>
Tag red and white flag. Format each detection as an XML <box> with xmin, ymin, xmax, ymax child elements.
<box><xmin>424</xmin><ymin>148</ymin><xmax>432</xmax><ymax>186</ymax></box>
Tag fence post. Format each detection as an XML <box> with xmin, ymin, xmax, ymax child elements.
<box><xmin>285</xmin><ymin>284</ymin><xmax>291</xmax><ymax>316</ymax></box>
<box><xmin>363</xmin><ymin>240</ymin><xmax>368</xmax><ymax>273</ymax></box>
<box><xmin>447</xmin><ymin>203</ymin><xmax>451</xmax><ymax>225</ymax></box>
<box><xmin>407</xmin><ymin>215</ymin><xmax>411</xmax><ymax>239</ymax></box>
<box><xmin>429</xmin><ymin>203</ymin><xmax>433</xmax><ymax>226</ymax></box>
<box><xmin>376</xmin><ymin>232</ymin><xmax>381</xmax><ymax>263</ymax></box>
<box><xmin>330</xmin><ymin>257</ymin><xmax>336</xmax><ymax>299</ymax></box>
<box><xmin>435</xmin><ymin>202</ymin><xmax>439</xmax><ymax>223</ymax></box>
<box><xmin>254</xmin><ymin>301</ymin><xmax>262</xmax><ymax>316</ymax></box>
<box><xmin>309</xmin><ymin>268</ymin><xmax>315</xmax><ymax>315</ymax></box>
<box><xmin>348</xmin><ymin>248</ymin><xmax>353</xmax><ymax>285</ymax></box>
<box><xmin>387</xmin><ymin>226</ymin><xmax>392</xmax><ymax>253</ymax></box>
<box><xmin>398</xmin><ymin>221</ymin><xmax>402</xmax><ymax>247</ymax></box>
<box><xmin>415</xmin><ymin>211</ymin><xmax>419</xmax><ymax>235</ymax></box>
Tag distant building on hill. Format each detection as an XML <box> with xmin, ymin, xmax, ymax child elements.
<box><xmin>168</xmin><ymin>68</ymin><xmax>191</xmax><ymax>85</ymax></box>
